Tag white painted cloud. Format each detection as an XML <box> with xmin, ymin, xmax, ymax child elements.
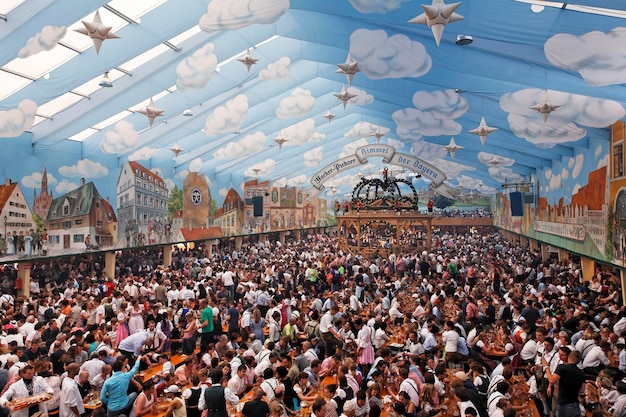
<box><xmin>549</xmin><ymin>173</ymin><xmax>562</xmax><ymax>190</ymax></box>
<box><xmin>176</xmin><ymin>43</ymin><xmax>218</xmax><ymax>91</ymax></box>
<box><xmin>219</xmin><ymin>188</ymin><xmax>229</xmax><ymax>197</ymax></box>
<box><xmin>19</xmin><ymin>25</ymin><xmax>67</xmax><ymax>58</ymax></box>
<box><xmin>410</xmin><ymin>141</ymin><xmax>447</xmax><ymax>160</ymax></box>
<box><xmin>456</xmin><ymin>175</ymin><xmax>484</xmax><ymax>190</ymax></box>
<box><xmin>326</xmin><ymin>174</ymin><xmax>363</xmax><ymax>188</ymax></box>
<box><xmin>595</xmin><ymin>144</ymin><xmax>603</xmax><ymax>159</ymax></box>
<box><xmin>273</xmin><ymin>177</ymin><xmax>287</xmax><ymax>188</ymax></box>
<box><xmin>164</xmin><ymin>178</ymin><xmax>175</xmax><ymax>191</ymax></box>
<box><xmin>276</xmin><ymin>88</ymin><xmax>315</xmax><ymax>119</ymax></box>
<box><xmin>386</xmin><ymin>138</ymin><xmax>405</xmax><ymax>149</ymax></box>
<box><xmin>572</xmin><ymin>183</ymin><xmax>582</xmax><ymax>195</ymax></box>
<box><xmin>260</xmin><ymin>57</ymin><xmax>290</xmax><ymax>81</ymax></box>
<box><xmin>55</xmin><ymin>180</ymin><xmax>78</xmax><ymax>194</ymax></box>
<box><xmin>571</xmin><ymin>154</ymin><xmax>584</xmax><ymax>179</ymax></box>
<box><xmin>189</xmin><ymin>158</ymin><xmax>203</xmax><ymax>173</ymax></box>
<box><xmin>598</xmin><ymin>153</ymin><xmax>609</xmax><ymax>169</ymax></box>
<box><xmin>279</xmin><ymin>118</ymin><xmax>325</xmax><ymax>145</ymax></box>
<box><xmin>340</xmin><ymin>138</ymin><xmax>369</xmax><ymax>158</ymax></box>
<box><xmin>347</xmin><ymin>87</ymin><xmax>374</xmax><ymax>106</ymax></box>
<box><xmin>393</xmin><ymin>90</ymin><xmax>467</xmax><ymax>140</ymax></box>
<box><xmin>412</xmin><ymin>90</ymin><xmax>469</xmax><ymax>120</ymax></box>
<box><xmin>545</xmin><ymin>28</ymin><xmax>626</xmax><ymax>86</ymax></box>
<box><xmin>128</xmin><ymin>147</ymin><xmax>158</xmax><ymax>161</ymax></box>
<box><xmin>0</xmin><ymin>99</ymin><xmax>37</xmax><ymax>138</ymax></box>
<box><xmin>58</xmin><ymin>159</ymin><xmax>108</xmax><ymax>178</ymax></box>
<box><xmin>500</xmin><ymin>88</ymin><xmax>625</xmax><ymax>146</ymax></box>
<box><xmin>477</xmin><ymin>152</ymin><xmax>514</xmax><ymax>167</ymax></box>
<box><xmin>199</xmin><ymin>0</ymin><xmax>289</xmax><ymax>31</ymax></box>
<box><xmin>303</xmin><ymin>146</ymin><xmax>324</xmax><ymax>167</ymax></box>
<box><xmin>214</xmin><ymin>131</ymin><xmax>265</xmax><ymax>159</ymax></box>
<box><xmin>176</xmin><ymin>170</ymin><xmax>189</xmax><ymax>180</ymax></box>
<box><xmin>244</xmin><ymin>159</ymin><xmax>275</xmax><ymax>177</ymax></box>
<box><xmin>344</xmin><ymin>122</ymin><xmax>389</xmax><ymax>139</ymax></box>
<box><xmin>507</xmin><ymin>115</ymin><xmax>585</xmax><ymax>148</ymax></box>
<box><xmin>349</xmin><ymin>29</ymin><xmax>431</xmax><ymax>79</ymax></box>
<box><xmin>204</xmin><ymin>94</ymin><xmax>249</xmax><ymax>136</ymax></box>
<box><xmin>348</xmin><ymin>0</ymin><xmax>410</xmax><ymax>13</ymax></box>
<box><xmin>100</xmin><ymin>121</ymin><xmax>139</xmax><ymax>154</ymax></box>
<box><xmin>287</xmin><ymin>174</ymin><xmax>308</xmax><ymax>187</ymax></box>
<box><xmin>561</xmin><ymin>167</ymin><xmax>569</xmax><ymax>180</ymax></box>
<box><xmin>21</xmin><ymin>171</ymin><xmax>58</xmax><ymax>189</ymax></box>
<box><xmin>436</xmin><ymin>159</ymin><xmax>475</xmax><ymax>179</ymax></box>
<box><xmin>488</xmin><ymin>167</ymin><xmax>524</xmax><ymax>183</ymax></box>
<box><xmin>545</xmin><ymin>169</ymin><xmax>552</xmax><ymax>180</ymax></box>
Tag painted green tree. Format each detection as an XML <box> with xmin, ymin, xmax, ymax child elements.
<box><xmin>168</xmin><ymin>185</ymin><xmax>183</xmax><ymax>223</ymax></box>
<box><xmin>433</xmin><ymin>194</ymin><xmax>456</xmax><ymax>210</ymax></box>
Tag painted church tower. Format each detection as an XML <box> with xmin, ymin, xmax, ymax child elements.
<box><xmin>32</xmin><ymin>166</ymin><xmax>53</xmax><ymax>220</ymax></box>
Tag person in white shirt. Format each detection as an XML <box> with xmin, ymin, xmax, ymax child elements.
<box><xmin>582</xmin><ymin>341</ymin><xmax>611</xmax><ymax>377</ymax></box>
<box><xmin>440</xmin><ymin>321</ymin><xmax>460</xmax><ymax>364</ymax></box>
<box><xmin>228</xmin><ymin>366</ymin><xmax>247</xmax><ymax>397</ymax></box>
<box><xmin>397</xmin><ymin>367</ymin><xmax>420</xmax><ymax>407</ymax></box>
<box><xmin>80</xmin><ymin>351</ymin><xmax>106</xmax><ymax>380</ymax></box>
<box><xmin>60</xmin><ymin>363</ymin><xmax>85</xmax><ymax>417</ymax></box>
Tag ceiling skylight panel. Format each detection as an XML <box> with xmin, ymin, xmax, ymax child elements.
<box><xmin>168</xmin><ymin>26</ymin><xmax>203</xmax><ymax>46</ymax></box>
<box><xmin>0</xmin><ymin>71</ymin><xmax>31</xmax><ymax>101</ymax></box>
<box><xmin>0</xmin><ymin>0</ymin><xmax>26</xmax><ymax>15</ymax></box>
<box><xmin>128</xmin><ymin>90</ymin><xmax>171</xmax><ymax>112</ymax></box>
<box><xmin>69</xmin><ymin>128</ymin><xmax>99</xmax><ymax>142</ymax></box>
<box><xmin>3</xmin><ymin>47</ymin><xmax>77</xmax><ymax>79</ymax></box>
<box><xmin>107</xmin><ymin>0</ymin><xmax>167</xmax><ymax>21</ymax></box>
<box><xmin>92</xmin><ymin>110</ymin><xmax>133</xmax><ymax>130</ymax></box>
<box><xmin>32</xmin><ymin>116</ymin><xmax>48</xmax><ymax>127</ymax></box>
<box><xmin>119</xmin><ymin>43</ymin><xmax>170</xmax><ymax>72</ymax></box>
<box><xmin>37</xmin><ymin>92</ymin><xmax>84</xmax><ymax>118</ymax></box>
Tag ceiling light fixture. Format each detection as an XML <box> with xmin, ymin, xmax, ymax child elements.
<box><xmin>99</xmin><ymin>71</ymin><xmax>112</xmax><ymax>87</ymax></box>
<box><xmin>182</xmin><ymin>109</ymin><xmax>193</xmax><ymax>117</ymax></box>
<box><xmin>455</xmin><ymin>34</ymin><xmax>473</xmax><ymax>45</ymax></box>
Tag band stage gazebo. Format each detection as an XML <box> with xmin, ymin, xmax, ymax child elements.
<box><xmin>336</xmin><ymin>169</ymin><xmax>433</xmax><ymax>257</ymax></box>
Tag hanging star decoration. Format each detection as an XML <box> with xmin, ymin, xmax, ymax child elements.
<box><xmin>333</xmin><ymin>85</ymin><xmax>357</xmax><ymax>109</ymax></box>
<box><xmin>323</xmin><ymin>110</ymin><xmax>336</xmax><ymax>123</ymax></box>
<box><xmin>468</xmin><ymin>117</ymin><xmax>498</xmax><ymax>145</ymax></box>
<box><xmin>237</xmin><ymin>49</ymin><xmax>259</xmax><ymax>72</ymax></box>
<box><xmin>273</xmin><ymin>136</ymin><xmax>288</xmax><ymax>149</ymax></box>
<box><xmin>443</xmin><ymin>137</ymin><xmax>463</xmax><ymax>158</ymax></box>
<box><xmin>74</xmin><ymin>10</ymin><xmax>120</xmax><ymax>54</ymax></box>
<box><xmin>137</xmin><ymin>98</ymin><xmax>165</xmax><ymax>128</ymax></box>
<box><xmin>408</xmin><ymin>0</ymin><xmax>464</xmax><ymax>47</ymax></box>
<box><xmin>170</xmin><ymin>142</ymin><xmax>184</xmax><ymax>157</ymax></box>
<box><xmin>487</xmin><ymin>156</ymin><xmax>502</xmax><ymax>167</ymax></box>
<box><xmin>252</xmin><ymin>168</ymin><xmax>261</xmax><ymax>176</ymax></box>
<box><xmin>530</xmin><ymin>90</ymin><xmax>561</xmax><ymax>122</ymax></box>
<box><xmin>370</xmin><ymin>127</ymin><xmax>386</xmax><ymax>143</ymax></box>
<box><xmin>336</xmin><ymin>53</ymin><xmax>361</xmax><ymax>86</ymax></box>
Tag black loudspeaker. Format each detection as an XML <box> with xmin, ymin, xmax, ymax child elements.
<box><xmin>253</xmin><ymin>196</ymin><xmax>263</xmax><ymax>217</ymax></box>
<box><xmin>510</xmin><ymin>191</ymin><xmax>524</xmax><ymax>216</ymax></box>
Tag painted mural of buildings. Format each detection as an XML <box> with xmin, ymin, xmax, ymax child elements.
<box><xmin>116</xmin><ymin>161</ymin><xmax>169</xmax><ymax>246</ymax></box>
<box><xmin>182</xmin><ymin>172</ymin><xmax>212</xmax><ymax>230</ymax></box>
<box><xmin>243</xmin><ymin>179</ymin><xmax>270</xmax><ymax>233</ymax></box>
<box><xmin>32</xmin><ymin>166</ymin><xmax>53</xmax><ymax>220</ymax></box>
<box><xmin>214</xmin><ymin>188</ymin><xmax>245</xmax><ymax>236</ymax></box>
<box><xmin>0</xmin><ymin>179</ymin><xmax>36</xmax><ymax>240</ymax></box>
<box><xmin>46</xmin><ymin>178</ymin><xmax>117</xmax><ymax>250</ymax></box>
<box><xmin>171</xmin><ymin>209</ymin><xmax>183</xmax><ymax>237</ymax></box>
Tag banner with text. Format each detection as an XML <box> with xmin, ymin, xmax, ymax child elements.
<box><xmin>310</xmin><ymin>144</ymin><xmax>447</xmax><ymax>191</ymax></box>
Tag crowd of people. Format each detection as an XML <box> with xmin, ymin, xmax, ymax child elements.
<box><xmin>0</xmin><ymin>227</ymin><xmax>623</xmax><ymax>417</ymax></box>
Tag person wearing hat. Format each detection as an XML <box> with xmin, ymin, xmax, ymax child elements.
<box><xmin>161</xmin><ymin>384</ymin><xmax>186</xmax><ymax>417</ymax></box>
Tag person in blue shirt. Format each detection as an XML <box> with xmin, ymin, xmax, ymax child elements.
<box><xmin>100</xmin><ymin>354</ymin><xmax>145</xmax><ymax>417</ymax></box>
